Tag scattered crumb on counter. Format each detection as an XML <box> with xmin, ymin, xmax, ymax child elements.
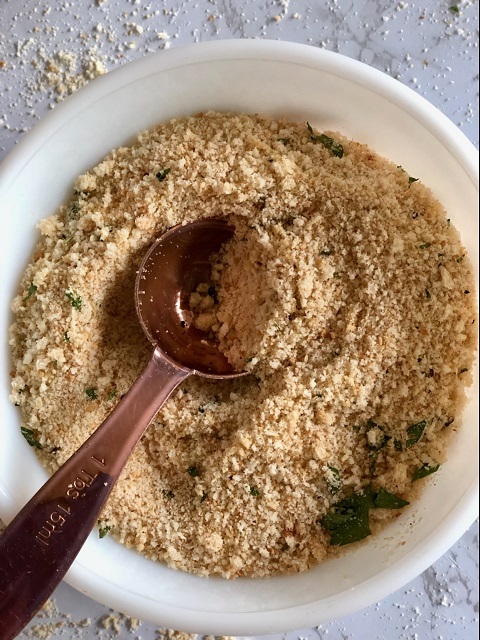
<box><xmin>156</xmin><ymin>631</ymin><xmax>196</xmax><ymax>640</ymax></box>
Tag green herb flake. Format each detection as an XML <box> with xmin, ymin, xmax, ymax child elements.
<box><xmin>20</xmin><ymin>426</ymin><xmax>42</xmax><ymax>449</ymax></box>
<box><xmin>321</xmin><ymin>486</ymin><xmax>409</xmax><ymax>546</ymax></box>
<box><xmin>419</xmin><ymin>242</ymin><xmax>431</xmax><ymax>249</ymax></box>
<box><xmin>156</xmin><ymin>168</ymin><xmax>171</xmax><ymax>182</ymax></box>
<box><xmin>425</xmin><ymin>289</ymin><xmax>431</xmax><ymax>299</ymax></box>
<box><xmin>319</xmin><ymin>134</ymin><xmax>344</xmax><ymax>158</ymax></box>
<box><xmin>85</xmin><ymin>387</ymin><xmax>98</xmax><ymax>400</ymax></box>
<box><xmin>188</xmin><ymin>466</ymin><xmax>200</xmax><ymax>477</ymax></box>
<box><xmin>163</xmin><ymin>489</ymin><xmax>175</xmax><ymax>500</ymax></box>
<box><xmin>406</xmin><ymin>420</ymin><xmax>427</xmax><ymax>447</ymax></box>
<box><xmin>23</xmin><ymin>282</ymin><xmax>38</xmax><ymax>301</ymax></box>
<box><xmin>244</xmin><ymin>356</ymin><xmax>255</xmax><ymax>363</ymax></box>
<box><xmin>277</xmin><ymin>137</ymin><xmax>290</xmax><ymax>145</ymax></box>
<box><xmin>394</xmin><ymin>439</ymin><xmax>403</xmax><ymax>452</ymax></box>
<box><xmin>450</xmin><ymin>5</ymin><xmax>460</xmax><ymax>12</ymax></box>
<box><xmin>456</xmin><ymin>255</ymin><xmax>465</xmax><ymax>263</ymax></box>
<box><xmin>320</xmin><ymin>511</ymin><xmax>355</xmax><ymax>530</ymax></box>
<box><xmin>320</xmin><ymin>250</ymin><xmax>333</xmax><ymax>256</ymax></box>
<box><xmin>373</xmin><ymin>487</ymin><xmax>409</xmax><ymax>509</ymax></box>
<box><xmin>63</xmin><ymin>331</ymin><xmax>70</xmax><ymax>342</ymax></box>
<box><xmin>98</xmin><ymin>523</ymin><xmax>112</xmax><ymax>538</ymax></box>
<box><xmin>307</xmin><ymin>123</ymin><xmax>344</xmax><ymax>158</ymax></box>
<box><xmin>458</xmin><ymin>367</ymin><xmax>468</xmax><ymax>375</ymax></box>
<box><xmin>249</xmin><ymin>485</ymin><xmax>261</xmax><ymax>497</ymax></box>
<box><xmin>408</xmin><ymin>176</ymin><xmax>419</xmax><ymax>185</ymax></box>
<box><xmin>320</xmin><ymin>490</ymin><xmax>372</xmax><ymax>546</ymax></box>
<box><xmin>65</xmin><ymin>290</ymin><xmax>83</xmax><ymax>311</ymax></box>
<box><xmin>412</xmin><ymin>462</ymin><xmax>440</xmax><ymax>482</ymax></box>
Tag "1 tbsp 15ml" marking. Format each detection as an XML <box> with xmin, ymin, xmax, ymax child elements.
<box><xmin>35</xmin><ymin>454</ymin><xmax>107</xmax><ymax>547</ymax></box>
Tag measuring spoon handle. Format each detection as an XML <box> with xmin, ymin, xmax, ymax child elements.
<box><xmin>0</xmin><ymin>347</ymin><xmax>190</xmax><ymax>640</ymax></box>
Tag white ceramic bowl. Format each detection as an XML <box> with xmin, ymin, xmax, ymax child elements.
<box><xmin>0</xmin><ymin>40</ymin><xmax>478</xmax><ymax>635</ymax></box>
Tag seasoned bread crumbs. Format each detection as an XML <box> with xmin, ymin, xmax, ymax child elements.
<box><xmin>10</xmin><ymin>112</ymin><xmax>477</xmax><ymax>578</ymax></box>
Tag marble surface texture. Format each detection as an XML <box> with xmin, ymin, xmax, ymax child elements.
<box><xmin>0</xmin><ymin>0</ymin><xmax>478</xmax><ymax>638</ymax></box>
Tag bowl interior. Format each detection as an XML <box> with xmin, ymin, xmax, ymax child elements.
<box><xmin>0</xmin><ymin>41</ymin><xmax>478</xmax><ymax>635</ymax></box>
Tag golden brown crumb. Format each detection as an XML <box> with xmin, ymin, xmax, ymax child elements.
<box><xmin>9</xmin><ymin>113</ymin><xmax>477</xmax><ymax>578</ymax></box>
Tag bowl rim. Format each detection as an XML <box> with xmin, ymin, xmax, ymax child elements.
<box><xmin>1</xmin><ymin>40</ymin><xmax>478</xmax><ymax>190</ymax></box>
<box><xmin>0</xmin><ymin>39</ymin><xmax>478</xmax><ymax>634</ymax></box>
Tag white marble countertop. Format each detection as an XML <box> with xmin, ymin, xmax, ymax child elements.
<box><xmin>0</xmin><ymin>0</ymin><xmax>478</xmax><ymax>638</ymax></box>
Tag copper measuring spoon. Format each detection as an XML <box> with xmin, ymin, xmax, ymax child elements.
<box><xmin>0</xmin><ymin>218</ymin><xmax>244</xmax><ymax>639</ymax></box>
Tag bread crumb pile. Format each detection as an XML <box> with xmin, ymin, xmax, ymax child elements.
<box><xmin>9</xmin><ymin>113</ymin><xmax>477</xmax><ymax>578</ymax></box>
